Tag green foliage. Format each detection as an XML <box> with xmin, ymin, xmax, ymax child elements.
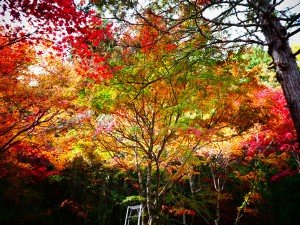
<box><xmin>47</xmin><ymin>174</ymin><xmax>64</xmax><ymax>183</ymax></box>
<box><xmin>122</xmin><ymin>195</ymin><xmax>145</xmax><ymax>206</ymax></box>
<box><xmin>243</xmin><ymin>47</ymin><xmax>270</xmax><ymax>70</ymax></box>
<box><xmin>242</xmin><ymin>47</ymin><xmax>277</xmax><ymax>86</ymax></box>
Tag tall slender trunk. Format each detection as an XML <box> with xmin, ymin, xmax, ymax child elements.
<box><xmin>214</xmin><ymin>189</ymin><xmax>221</xmax><ymax>225</ymax></box>
<box><xmin>146</xmin><ymin>161</ymin><xmax>154</xmax><ymax>225</ymax></box>
<box><xmin>143</xmin><ymin>161</ymin><xmax>161</xmax><ymax>225</ymax></box>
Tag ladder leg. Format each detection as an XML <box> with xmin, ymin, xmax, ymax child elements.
<box><xmin>137</xmin><ymin>205</ymin><xmax>142</xmax><ymax>225</ymax></box>
<box><xmin>124</xmin><ymin>207</ymin><xmax>129</xmax><ymax>225</ymax></box>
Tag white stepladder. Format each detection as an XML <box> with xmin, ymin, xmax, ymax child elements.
<box><xmin>124</xmin><ymin>204</ymin><xmax>143</xmax><ymax>225</ymax></box>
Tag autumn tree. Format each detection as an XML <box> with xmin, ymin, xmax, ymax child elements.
<box><xmin>0</xmin><ymin>0</ymin><xmax>115</xmax><ymax>81</ymax></box>
<box><xmin>0</xmin><ymin>36</ymin><xmax>49</xmax><ymax>153</ymax></box>
<box><xmin>0</xmin><ymin>30</ymin><xmax>123</xmax><ymax>224</ymax></box>
<box><xmin>230</xmin><ymin>87</ymin><xmax>300</xmax><ymax>224</ymax></box>
<box><xmin>91</xmin><ymin>0</ymin><xmax>300</xmax><ymax>145</ymax></box>
<box><xmin>0</xmin><ymin>0</ymin><xmax>118</xmax><ymax>178</ymax></box>
<box><xmin>87</xmin><ymin>12</ymin><xmax>276</xmax><ymax>225</ymax></box>
<box><xmin>0</xmin><ymin>32</ymin><xmax>85</xmax><ymax>182</ymax></box>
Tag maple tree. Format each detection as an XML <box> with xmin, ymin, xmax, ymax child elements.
<box><xmin>0</xmin><ymin>0</ymin><xmax>115</xmax><ymax>81</ymax></box>
<box><xmin>91</xmin><ymin>0</ymin><xmax>300</xmax><ymax>146</ymax></box>
<box><xmin>228</xmin><ymin>87</ymin><xmax>300</xmax><ymax>225</ymax></box>
<box><xmin>239</xmin><ymin>88</ymin><xmax>299</xmax><ymax>184</ymax></box>
<box><xmin>0</xmin><ymin>1</ymin><xmax>299</xmax><ymax>224</ymax></box>
<box><xmin>87</xmin><ymin>12</ymin><xmax>279</xmax><ymax>225</ymax></box>
<box><xmin>0</xmin><ymin>31</ymin><xmax>84</xmax><ymax>183</ymax></box>
<box><xmin>0</xmin><ymin>36</ymin><xmax>47</xmax><ymax>154</ymax></box>
<box><xmin>0</xmin><ymin>30</ymin><xmax>104</xmax><ymax>224</ymax></box>
<box><xmin>171</xmin><ymin>86</ymin><xmax>299</xmax><ymax>224</ymax></box>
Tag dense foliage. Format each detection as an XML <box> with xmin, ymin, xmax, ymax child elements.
<box><xmin>0</xmin><ymin>1</ymin><xmax>299</xmax><ymax>225</ymax></box>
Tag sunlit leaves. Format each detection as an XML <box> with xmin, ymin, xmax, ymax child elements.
<box><xmin>1</xmin><ymin>0</ymin><xmax>115</xmax><ymax>81</ymax></box>
<box><xmin>0</xmin><ymin>33</ymin><xmax>87</xmax><ymax>185</ymax></box>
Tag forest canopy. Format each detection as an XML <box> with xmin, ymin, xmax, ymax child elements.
<box><xmin>0</xmin><ymin>1</ymin><xmax>300</xmax><ymax>225</ymax></box>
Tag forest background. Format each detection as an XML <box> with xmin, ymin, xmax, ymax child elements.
<box><xmin>0</xmin><ymin>0</ymin><xmax>300</xmax><ymax>225</ymax></box>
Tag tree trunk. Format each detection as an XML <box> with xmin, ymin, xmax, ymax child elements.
<box><xmin>259</xmin><ymin>0</ymin><xmax>300</xmax><ymax>144</ymax></box>
<box><xmin>215</xmin><ymin>189</ymin><xmax>221</xmax><ymax>225</ymax></box>
<box><xmin>144</xmin><ymin>162</ymin><xmax>160</xmax><ymax>225</ymax></box>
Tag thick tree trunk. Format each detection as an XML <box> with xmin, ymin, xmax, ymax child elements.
<box><xmin>259</xmin><ymin>0</ymin><xmax>300</xmax><ymax>144</ymax></box>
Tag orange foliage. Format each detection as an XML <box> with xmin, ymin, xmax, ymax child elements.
<box><xmin>0</xmin><ymin>31</ymin><xmax>83</xmax><ymax>181</ymax></box>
